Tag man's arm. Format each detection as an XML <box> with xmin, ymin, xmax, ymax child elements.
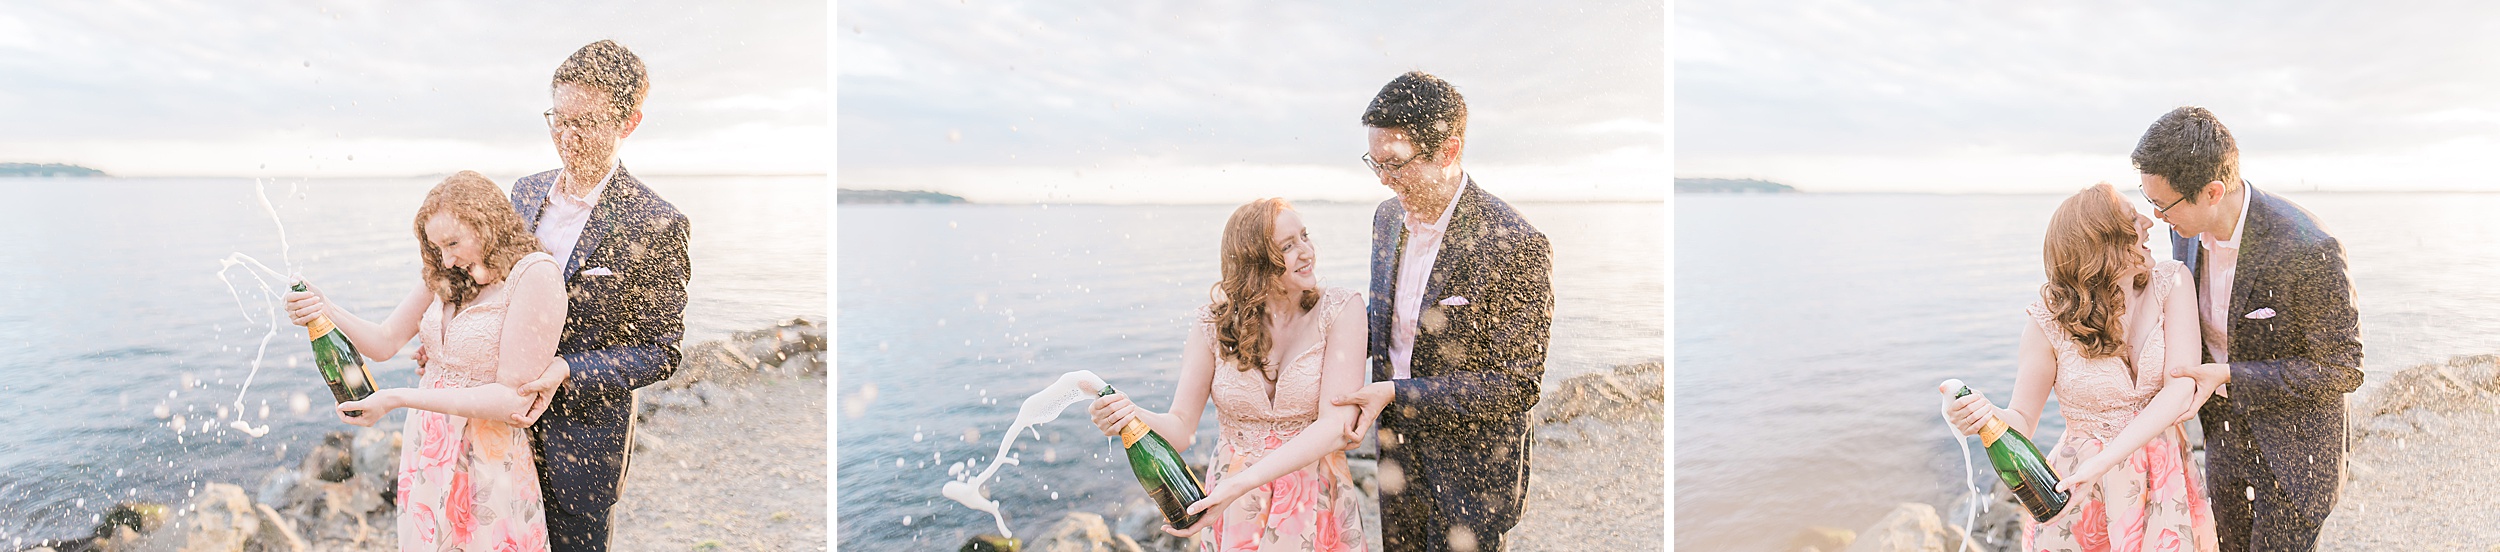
<box><xmin>1388</xmin><ymin>230</ymin><xmax>1553</xmax><ymax>422</ymax></box>
<box><xmin>2226</xmin><ymin>237</ymin><xmax>2365</xmax><ymax>404</ymax></box>
<box><xmin>559</xmin><ymin>212</ymin><xmax>691</xmax><ymax>399</ymax></box>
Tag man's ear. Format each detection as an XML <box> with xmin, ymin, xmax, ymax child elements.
<box><xmin>619</xmin><ymin>110</ymin><xmax>645</xmax><ymax>140</ymax></box>
<box><xmin>1435</xmin><ymin>136</ymin><xmax>1464</xmax><ymax>168</ymax></box>
<box><xmin>2203</xmin><ymin>180</ymin><xmax>2229</xmax><ymax>203</ymax></box>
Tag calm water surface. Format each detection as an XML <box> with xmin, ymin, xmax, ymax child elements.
<box><xmin>837</xmin><ymin>201</ymin><xmax>1664</xmax><ymax>548</ymax></box>
<box><xmin>1676</xmin><ymin>192</ymin><xmax>2500</xmax><ymax>551</ymax></box>
<box><xmin>0</xmin><ymin>176</ymin><xmax>824</xmax><ymax>543</ymax></box>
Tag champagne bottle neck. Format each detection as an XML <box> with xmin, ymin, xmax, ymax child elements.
<box><xmin>1978</xmin><ymin>416</ymin><xmax>2008</xmax><ymax>447</ymax></box>
<box><xmin>1119</xmin><ymin>419</ymin><xmax>1151</xmax><ymax>448</ymax></box>
<box><xmin>306</xmin><ymin>316</ymin><xmax>338</xmax><ymax>341</ymax></box>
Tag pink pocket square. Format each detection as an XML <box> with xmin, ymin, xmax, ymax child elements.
<box><xmin>2244</xmin><ymin>308</ymin><xmax>2276</xmax><ymax>320</ymax></box>
<box><xmin>1439</xmin><ymin>296</ymin><xmax>1468</xmax><ymax>306</ymax></box>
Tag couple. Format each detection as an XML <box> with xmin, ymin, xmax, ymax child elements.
<box><xmin>281</xmin><ymin>40</ymin><xmax>691</xmax><ymax>552</ymax></box>
<box><xmin>1088</xmin><ymin>71</ymin><xmax>1554</xmax><ymax>552</ymax></box>
<box><xmin>1948</xmin><ymin>107</ymin><xmax>2364</xmax><ymax>551</ymax></box>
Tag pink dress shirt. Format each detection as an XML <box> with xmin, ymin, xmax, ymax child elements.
<box><xmin>1389</xmin><ymin>181</ymin><xmax>1465</xmax><ymax>380</ymax></box>
<box><xmin>2198</xmin><ymin>187</ymin><xmax>2252</xmax><ymax>396</ymax></box>
<box><xmin>536</xmin><ymin>161</ymin><xmax>618</xmax><ymax>269</ymax></box>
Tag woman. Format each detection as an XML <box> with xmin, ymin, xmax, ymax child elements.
<box><xmin>1947</xmin><ymin>183</ymin><xmax>2218</xmax><ymax>551</ymax></box>
<box><xmin>1088</xmin><ymin>198</ymin><xmax>1369</xmax><ymax>551</ymax></box>
<box><xmin>285</xmin><ymin>171</ymin><xmax>565</xmax><ymax>551</ymax></box>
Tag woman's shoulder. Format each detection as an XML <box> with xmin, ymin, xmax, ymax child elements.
<box><xmin>508</xmin><ymin>252</ymin><xmax>566</xmax><ymax>289</ymax></box>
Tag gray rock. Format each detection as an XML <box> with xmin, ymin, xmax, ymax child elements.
<box><xmin>250</xmin><ymin>504</ymin><xmax>306</xmax><ymax>552</ymax></box>
<box><xmin>126</xmin><ymin>483</ymin><xmax>261</xmax><ymax>552</ymax></box>
<box><xmin>350</xmin><ymin>428</ymin><xmax>399</xmax><ymax>497</ymax></box>
<box><xmin>299</xmin><ymin>432</ymin><xmax>354</xmax><ymax>483</ymax></box>
<box><xmin>1787</xmin><ymin>526</ymin><xmax>1856</xmax><ymax>552</ymax></box>
<box><xmin>1031</xmin><ymin>512</ymin><xmax>1143</xmax><ymax>552</ymax></box>
<box><xmin>1113</xmin><ymin>499</ymin><xmax>1201</xmax><ymax>552</ymax></box>
<box><xmin>254</xmin><ymin>467</ymin><xmax>306</xmax><ymax>510</ymax></box>
<box><xmin>1841</xmin><ymin>502</ymin><xmax>1949</xmax><ymax>552</ymax></box>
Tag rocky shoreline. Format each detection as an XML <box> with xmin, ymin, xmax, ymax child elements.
<box><xmin>15</xmin><ymin>318</ymin><xmax>826</xmax><ymax>552</ymax></box>
<box><xmin>1791</xmin><ymin>354</ymin><xmax>2500</xmax><ymax>552</ymax></box>
<box><xmin>993</xmin><ymin>361</ymin><xmax>1667</xmax><ymax>552</ymax></box>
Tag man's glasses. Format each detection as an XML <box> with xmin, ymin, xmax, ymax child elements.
<box><xmin>2140</xmin><ymin>185</ymin><xmax>2188</xmax><ymax>215</ymax></box>
<box><xmin>1361</xmin><ymin>152</ymin><xmax>1422</xmax><ymax>174</ymax></box>
<box><xmin>544</xmin><ymin>109</ymin><xmax>621</xmax><ymax>131</ymax></box>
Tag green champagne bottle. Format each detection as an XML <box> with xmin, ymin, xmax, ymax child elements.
<box><xmin>1942</xmin><ymin>379</ymin><xmax>2069</xmax><ymax>522</ymax></box>
<box><xmin>296</xmin><ymin>282</ymin><xmax>378</xmax><ymax>417</ymax></box>
<box><xmin>1099</xmin><ymin>384</ymin><xmax>1208</xmax><ymax>529</ymax></box>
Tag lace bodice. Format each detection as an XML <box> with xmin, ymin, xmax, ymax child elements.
<box><xmin>416</xmin><ymin>252</ymin><xmax>558</xmax><ymax>390</ymax></box>
<box><xmin>1203</xmin><ymin>287</ymin><xmax>1359</xmax><ymax>461</ymax></box>
<box><xmin>2026</xmin><ymin>260</ymin><xmax>2187</xmax><ymax>440</ymax></box>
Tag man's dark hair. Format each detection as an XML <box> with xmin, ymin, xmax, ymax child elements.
<box><xmin>2131</xmin><ymin>106</ymin><xmax>2240</xmax><ymax>202</ymax></box>
<box><xmin>553</xmin><ymin>40</ymin><xmax>650</xmax><ymax>120</ymax></box>
<box><xmin>1361</xmin><ymin>71</ymin><xmax>1468</xmax><ymax>161</ymax></box>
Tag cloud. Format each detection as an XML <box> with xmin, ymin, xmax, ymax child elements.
<box><xmin>837</xmin><ymin>0</ymin><xmax>1664</xmax><ymax>201</ymax></box>
<box><xmin>1678</xmin><ymin>1</ymin><xmax>2500</xmax><ymax>190</ymax></box>
<box><xmin>0</xmin><ymin>2</ymin><xmax>825</xmax><ymax>176</ymax></box>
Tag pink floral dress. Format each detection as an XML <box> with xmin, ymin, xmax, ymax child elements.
<box><xmin>1198</xmin><ymin>287</ymin><xmax>1369</xmax><ymax>552</ymax></box>
<box><xmin>2021</xmin><ymin>260</ymin><xmax>2216</xmax><ymax>552</ymax></box>
<box><xmin>397</xmin><ymin>252</ymin><xmax>556</xmax><ymax>551</ymax></box>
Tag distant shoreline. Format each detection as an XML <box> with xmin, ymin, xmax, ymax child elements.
<box><xmin>0</xmin><ymin>163</ymin><xmax>106</xmax><ymax>177</ymax></box>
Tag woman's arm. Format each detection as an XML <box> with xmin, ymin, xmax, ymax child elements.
<box><xmin>288</xmin><ymin>283</ymin><xmax>430</xmax><ymax>362</ymax></box>
<box><xmin>337</xmin><ymin>261</ymin><xmax>566</xmax><ymax>425</ymax></box>
<box><xmin>1177</xmin><ymin>296</ymin><xmax>1368</xmax><ymax>527</ymax></box>
<box><xmin>2056</xmin><ymin>376</ymin><xmax>2195</xmax><ymax>492</ymax></box>
<box><xmin>1948</xmin><ymin>317</ymin><xmax>2058</xmax><ymax>437</ymax></box>
<box><xmin>2162</xmin><ymin>268</ymin><xmax>2218</xmax><ymax>423</ymax></box>
<box><xmin>1090</xmin><ymin>317</ymin><xmax>1220</xmax><ymax>451</ymax></box>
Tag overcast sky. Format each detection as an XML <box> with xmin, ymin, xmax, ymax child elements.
<box><xmin>1679</xmin><ymin>1</ymin><xmax>2500</xmax><ymax>193</ymax></box>
<box><xmin>838</xmin><ymin>0</ymin><xmax>1665</xmax><ymax>203</ymax></box>
<box><xmin>0</xmin><ymin>1</ymin><xmax>824</xmax><ymax>177</ymax></box>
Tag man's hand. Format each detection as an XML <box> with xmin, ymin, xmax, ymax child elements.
<box><xmin>282</xmin><ymin>282</ymin><xmax>327</xmax><ymax>328</ymax></box>
<box><xmin>412</xmin><ymin>344</ymin><xmax>429</xmax><ymax>376</ymax></box>
<box><xmin>1331</xmin><ymin>381</ymin><xmax>1395</xmax><ymax>450</ymax></box>
<box><xmin>510</xmin><ymin>356</ymin><xmax>570</xmax><ymax>426</ymax></box>
<box><xmin>2184</xmin><ymin>362</ymin><xmax>2231</xmax><ymax>399</ymax></box>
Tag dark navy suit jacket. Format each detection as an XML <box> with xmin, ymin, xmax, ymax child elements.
<box><xmin>2170</xmin><ymin>184</ymin><xmax>2362</xmax><ymax>534</ymax></box>
<box><xmin>1366</xmin><ymin>177</ymin><xmax>1553</xmax><ymax>534</ymax></box>
<box><xmin>510</xmin><ymin>165</ymin><xmax>691</xmax><ymax>516</ymax></box>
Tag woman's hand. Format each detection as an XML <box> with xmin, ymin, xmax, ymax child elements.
<box><xmin>1161</xmin><ymin>480</ymin><xmax>1245</xmax><ymax>537</ymax></box>
<box><xmin>1090</xmin><ymin>392</ymin><xmax>1141</xmax><ymax>438</ymax></box>
<box><xmin>1943</xmin><ymin>389</ymin><xmax>1998</xmax><ymax>438</ymax></box>
<box><xmin>334</xmin><ymin>391</ymin><xmax>398</xmax><ymax>427</ymax></box>
<box><xmin>283</xmin><ymin>281</ymin><xmax>330</xmax><ymax>328</ymax></box>
<box><xmin>2055</xmin><ymin>451</ymin><xmax>2121</xmax><ymax>493</ymax></box>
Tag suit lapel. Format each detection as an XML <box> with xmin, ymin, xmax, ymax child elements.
<box><xmin>566</xmin><ymin>168</ymin><xmax>633</xmax><ymax>283</ymax></box>
<box><xmin>1412</xmin><ymin>181</ymin><xmax>1480</xmax><ymax>377</ymax></box>
<box><xmin>1373</xmin><ymin>202</ymin><xmax>1407</xmax><ymax>383</ymax></box>
<box><xmin>2226</xmin><ymin>188</ymin><xmax>2270</xmax><ymax>358</ymax></box>
<box><xmin>518</xmin><ymin>175</ymin><xmax>553</xmax><ymax>233</ymax></box>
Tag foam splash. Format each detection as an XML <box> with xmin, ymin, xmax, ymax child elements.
<box><xmin>210</xmin><ymin>179</ymin><xmax>300</xmax><ymax>440</ymax></box>
<box><xmin>940</xmin><ymin>370</ymin><xmax>1109</xmax><ymax>538</ymax></box>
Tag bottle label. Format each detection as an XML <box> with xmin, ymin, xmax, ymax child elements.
<box><xmin>306</xmin><ymin>317</ymin><xmax>337</xmax><ymax>341</ymax></box>
<box><xmin>1120</xmin><ymin>419</ymin><xmax>1150</xmax><ymax>448</ymax></box>
<box><xmin>1978</xmin><ymin>418</ymin><xmax>2007</xmax><ymax>448</ymax></box>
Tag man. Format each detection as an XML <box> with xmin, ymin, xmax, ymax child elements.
<box><xmin>509</xmin><ymin>39</ymin><xmax>693</xmax><ymax>551</ymax></box>
<box><xmin>2136</xmin><ymin>106</ymin><xmax>2363</xmax><ymax>551</ymax></box>
<box><xmin>1332</xmin><ymin>71</ymin><xmax>1553</xmax><ymax>552</ymax></box>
